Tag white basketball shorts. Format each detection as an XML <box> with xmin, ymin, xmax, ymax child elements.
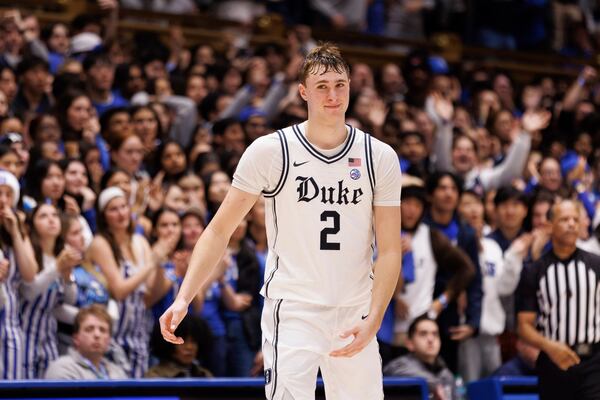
<box><xmin>262</xmin><ymin>298</ymin><xmax>384</xmax><ymax>400</ymax></box>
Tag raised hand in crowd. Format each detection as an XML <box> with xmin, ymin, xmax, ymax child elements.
<box><xmin>56</xmin><ymin>244</ymin><xmax>82</xmax><ymax>281</ymax></box>
<box><xmin>147</xmin><ymin>171</ymin><xmax>166</xmax><ymax>212</ymax></box>
<box><xmin>510</xmin><ymin>232</ymin><xmax>534</xmax><ymax>259</ymax></box>
<box><xmin>521</xmin><ymin>109</ymin><xmax>551</xmax><ymax>134</ymax></box>
<box><xmin>152</xmin><ymin>234</ymin><xmax>179</xmax><ymax>266</ymax></box>
<box><xmin>63</xmin><ymin>195</ymin><xmax>81</xmax><ymax>216</ymax></box>
<box><xmin>82</xmin><ymin>115</ymin><xmax>101</xmax><ymax>145</ymax></box>
<box><xmin>530</xmin><ymin>225</ymin><xmax>552</xmax><ymax>262</ymax></box>
<box><xmin>430</xmin><ymin>91</ymin><xmax>454</xmax><ymax>123</ymax></box>
<box><xmin>0</xmin><ymin>205</ymin><xmax>20</xmax><ymax>239</ymax></box>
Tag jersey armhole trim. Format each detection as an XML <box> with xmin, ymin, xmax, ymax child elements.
<box><xmin>364</xmin><ymin>133</ymin><xmax>375</xmax><ymax>193</ymax></box>
<box><xmin>263</xmin><ymin>130</ymin><xmax>289</xmax><ymax>198</ymax></box>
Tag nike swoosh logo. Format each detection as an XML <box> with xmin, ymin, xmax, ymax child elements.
<box><xmin>361</xmin><ymin>314</ymin><xmax>369</xmax><ymax>320</ymax></box>
<box><xmin>293</xmin><ymin>161</ymin><xmax>309</xmax><ymax>167</ymax></box>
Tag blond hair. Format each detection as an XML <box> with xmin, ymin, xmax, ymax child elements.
<box><xmin>299</xmin><ymin>42</ymin><xmax>350</xmax><ymax>84</ymax></box>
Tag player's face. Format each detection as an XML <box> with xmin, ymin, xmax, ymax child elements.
<box><xmin>299</xmin><ymin>68</ymin><xmax>350</xmax><ymax>123</ymax></box>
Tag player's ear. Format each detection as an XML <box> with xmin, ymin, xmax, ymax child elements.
<box><xmin>298</xmin><ymin>83</ymin><xmax>308</xmax><ymax>101</ymax></box>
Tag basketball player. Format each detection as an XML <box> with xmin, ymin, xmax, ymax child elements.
<box><xmin>160</xmin><ymin>43</ymin><xmax>402</xmax><ymax>399</ymax></box>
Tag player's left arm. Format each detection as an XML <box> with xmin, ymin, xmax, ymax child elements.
<box><xmin>369</xmin><ymin>204</ymin><xmax>403</xmax><ymax>326</ymax></box>
<box><xmin>330</xmin><ymin>204</ymin><xmax>402</xmax><ymax>357</ymax></box>
<box><xmin>331</xmin><ymin>141</ymin><xmax>402</xmax><ymax>358</ymax></box>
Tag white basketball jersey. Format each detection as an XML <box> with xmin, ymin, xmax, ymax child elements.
<box><xmin>233</xmin><ymin>122</ymin><xmax>401</xmax><ymax>306</ymax></box>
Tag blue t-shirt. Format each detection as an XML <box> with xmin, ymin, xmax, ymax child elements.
<box><xmin>200</xmin><ymin>282</ymin><xmax>226</xmax><ymax>337</ymax></box>
<box><xmin>74</xmin><ymin>264</ymin><xmax>110</xmax><ymax>307</ymax></box>
<box><xmin>93</xmin><ymin>91</ymin><xmax>129</xmax><ymax>116</ymax></box>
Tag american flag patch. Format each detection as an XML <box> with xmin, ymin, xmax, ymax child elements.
<box><xmin>348</xmin><ymin>158</ymin><xmax>361</xmax><ymax>167</ymax></box>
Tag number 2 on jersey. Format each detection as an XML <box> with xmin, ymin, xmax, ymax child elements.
<box><xmin>320</xmin><ymin>211</ymin><xmax>340</xmax><ymax>250</ymax></box>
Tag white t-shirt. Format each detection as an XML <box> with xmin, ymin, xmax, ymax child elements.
<box><xmin>233</xmin><ymin>122</ymin><xmax>401</xmax><ymax>306</ymax></box>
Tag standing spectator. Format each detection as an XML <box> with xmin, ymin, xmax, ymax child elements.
<box><xmin>83</xmin><ymin>52</ymin><xmax>128</xmax><ymax>116</ymax></box>
<box><xmin>517</xmin><ymin>199</ymin><xmax>600</xmax><ymax>400</ymax></box>
<box><xmin>423</xmin><ymin>171</ymin><xmax>483</xmax><ymax>373</ymax></box>
<box><xmin>0</xmin><ymin>66</ymin><xmax>18</xmax><ymax>106</ymax></box>
<box><xmin>0</xmin><ymin>170</ymin><xmax>38</xmax><ymax>380</ymax></box>
<box><xmin>457</xmin><ymin>189</ymin><xmax>529</xmax><ymax>381</ymax></box>
<box><xmin>20</xmin><ymin>203</ymin><xmax>81</xmax><ymax>378</ymax></box>
<box><xmin>387</xmin><ymin>182</ymin><xmax>475</xmax><ymax>367</ymax></box>
<box><xmin>41</xmin><ymin>23</ymin><xmax>70</xmax><ymax>74</ymax></box>
<box><xmin>44</xmin><ymin>305</ymin><xmax>128</xmax><ymax>379</ymax></box>
<box><xmin>55</xmin><ymin>91</ymin><xmax>101</xmax><ymax>159</ymax></box>
<box><xmin>87</xmin><ymin>187</ymin><xmax>171</xmax><ymax>377</ymax></box>
<box><xmin>12</xmin><ymin>56</ymin><xmax>53</xmax><ymax>121</ymax></box>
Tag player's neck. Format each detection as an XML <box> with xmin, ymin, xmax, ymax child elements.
<box><xmin>304</xmin><ymin>119</ymin><xmax>347</xmax><ymax>150</ymax></box>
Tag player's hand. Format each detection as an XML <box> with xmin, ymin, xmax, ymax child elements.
<box><xmin>449</xmin><ymin>324</ymin><xmax>474</xmax><ymax>341</ymax></box>
<box><xmin>330</xmin><ymin>317</ymin><xmax>378</xmax><ymax>358</ymax></box>
<box><xmin>544</xmin><ymin>341</ymin><xmax>580</xmax><ymax>371</ymax></box>
<box><xmin>159</xmin><ymin>298</ymin><xmax>188</xmax><ymax>344</ymax></box>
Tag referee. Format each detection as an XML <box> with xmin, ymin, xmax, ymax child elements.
<box><xmin>517</xmin><ymin>199</ymin><xmax>600</xmax><ymax>400</ymax></box>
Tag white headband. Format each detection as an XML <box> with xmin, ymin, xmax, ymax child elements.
<box><xmin>98</xmin><ymin>187</ymin><xmax>126</xmax><ymax>212</ymax></box>
<box><xmin>0</xmin><ymin>170</ymin><xmax>19</xmax><ymax>208</ymax></box>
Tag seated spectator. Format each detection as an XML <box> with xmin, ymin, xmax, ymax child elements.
<box><xmin>384</xmin><ymin>315</ymin><xmax>454</xmax><ymax>400</ymax></box>
<box><xmin>44</xmin><ymin>304</ymin><xmax>127</xmax><ymax>379</ymax></box>
<box><xmin>492</xmin><ymin>338</ymin><xmax>539</xmax><ymax>377</ymax></box>
<box><xmin>146</xmin><ymin>314</ymin><xmax>212</xmax><ymax>378</ymax></box>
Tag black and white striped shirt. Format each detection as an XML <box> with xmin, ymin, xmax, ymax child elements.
<box><xmin>517</xmin><ymin>248</ymin><xmax>600</xmax><ymax>346</ymax></box>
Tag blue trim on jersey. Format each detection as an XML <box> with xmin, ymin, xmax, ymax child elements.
<box><xmin>364</xmin><ymin>133</ymin><xmax>375</xmax><ymax>193</ymax></box>
<box><xmin>291</xmin><ymin>124</ymin><xmax>356</xmax><ymax>164</ymax></box>
<box><xmin>270</xmin><ymin>299</ymin><xmax>282</xmax><ymax>400</ymax></box>
<box><xmin>263</xmin><ymin>130</ymin><xmax>289</xmax><ymax>198</ymax></box>
<box><xmin>264</xmin><ymin>198</ymin><xmax>279</xmax><ymax>298</ymax></box>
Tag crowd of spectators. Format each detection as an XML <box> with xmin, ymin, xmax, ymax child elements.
<box><xmin>119</xmin><ymin>0</ymin><xmax>600</xmax><ymax>55</ymax></box>
<box><xmin>0</xmin><ymin>2</ymin><xmax>600</xmax><ymax>394</ymax></box>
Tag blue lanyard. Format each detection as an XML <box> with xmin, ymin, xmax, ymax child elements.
<box><xmin>83</xmin><ymin>358</ymin><xmax>110</xmax><ymax>379</ymax></box>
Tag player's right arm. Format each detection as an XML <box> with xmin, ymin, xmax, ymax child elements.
<box><xmin>160</xmin><ymin>187</ymin><xmax>259</xmax><ymax>344</ymax></box>
<box><xmin>161</xmin><ymin>134</ymin><xmax>280</xmax><ymax>344</ymax></box>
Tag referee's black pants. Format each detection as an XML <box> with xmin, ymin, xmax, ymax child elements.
<box><xmin>536</xmin><ymin>350</ymin><xmax>600</xmax><ymax>400</ymax></box>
